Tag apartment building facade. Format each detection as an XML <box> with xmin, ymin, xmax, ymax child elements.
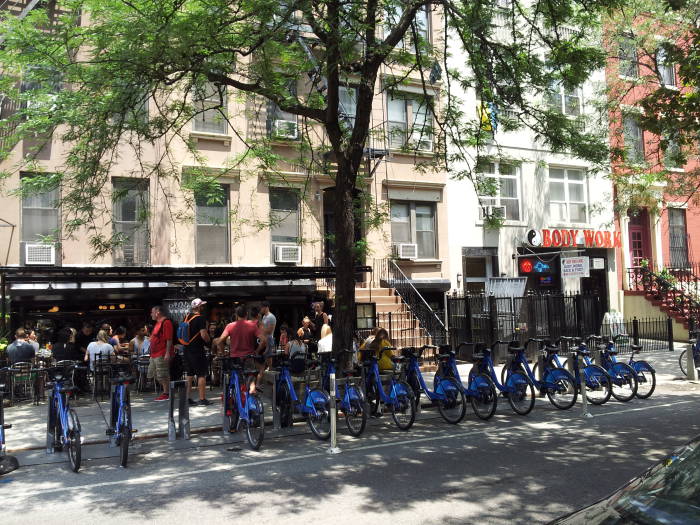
<box><xmin>0</xmin><ymin>2</ymin><xmax>451</xmax><ymax>330</ymax></box>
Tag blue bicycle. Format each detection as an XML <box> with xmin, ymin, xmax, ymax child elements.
<box><xmin>218</xmin><ymin>356</ymin><xmax>265</xmax><ymax>450</ymax></box>
<box><xmin>46</xmin><ymin>363</ymin><xmax>84</xmax><ymax>472</ymax></box>
<box><xmin>556</xmin><ymin>337</ymin><xmax>612</xmax><ymax>405</ymax></box>
<box><xmin>470</xmin><ymin>341</ymin><xmax>536</xmax><ymax>415</ymax></box>
<box><xmin>432</xmin><ymin>345</ymin><xmax>498</xmax><ymax>420</ymax></box>
<box><xmin>274</xmin><ymin>353</ymin><xmax>331</xmax><ymax>440</ymax></box>
<box><xmin>321</xmin><ymin>350</ymin><xmax>367</xmax><ymax>437</ymax></box>
<box><xmin>402</xmin><ymin>346</ymin><xmax>466</xmax><ymax>424</ymax></box>
<box><xmin>587</xmin><ymin>335</ymin><xmax>638</xmax><ymax>402</ymax></box>
<box><xmin>503</xmin><ymin>339</ymin><xmax>578</xmax><ymax>410</ymax></box>
<box><xmin>362</xmin><ymin>351</ymin><xmax>416</xmax><ymax>430</ymax></box>
<box><xmin>680</xmin><ymin>330</ymin><xmax>700</xmax><ymax>378</ymax></box>
<box><xmin>106</xmin><ymin>364</ymin><xmax>135</xmax><ymax>467</ymax></box>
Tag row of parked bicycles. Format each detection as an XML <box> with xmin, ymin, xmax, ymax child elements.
<box><xmin>215</xmin><ymin>333</ymin><xmax>656</xmax><ymax>451</ymax></box>
<box><xmin>0</xmin><ymin>333</ymin><xmax>657</xmax><ymax>471</ymax></box>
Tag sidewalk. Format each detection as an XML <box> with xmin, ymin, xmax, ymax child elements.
<box><xmin>2</xmin><ymin>345</ymin><xmax>695</xmax><ymax>455</ymax></box>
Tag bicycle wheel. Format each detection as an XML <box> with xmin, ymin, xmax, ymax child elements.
<box><xmin>609</xmin><ymin>362</ymin><xmax>638</xmax><ymax>402</ymax></box>
<box><xmin>408</xmin><ymin>371</ymin><xmax>422</xmax><ymax>408</ymax></box>
<box><xmin>223</xmin><ymin>385</ymin><xmax>239</xmax><ymax>433</ymax></box>
<box><xmin>544</xmin><ymin>369</ymin><xmax>577</xmax><ymax>410</ymax></box>
<box><xmin>119</xmin><ymin>423</ymin><xmax>130</xmax><ymax>468</ymax></box>
<box><xmin>679</xmin><ymin>349</ymin><xmax>688</xmax><ymax>377</ymax></box>
<box><xmin>436</xmin><ymin>376</ymin><xmax>467</xmax><ymax>424</ymax></box>
<box><xmin>277</xmin><ymin>382</ymin><xmax>293</xmax><ymax>428</ymax></box>
<box><xmin>506</xmin><ymin>371</ymin><xmax>535</xmax><ymax>416</ymax></box>
<box><xmin>344</xmin><ymin>385</ymin><xmax>367</xmax><ymax>437</ymax></box>
<box><xmin>244</xmin><ymin>394</ymin><xmax>264</xmax><ymax>450</ymax></box>
<box><xmin>582</xmin><ymin>365</ymin><xmax>612</xmax><ymax>405</ymax></box>
<box><xmin>469</xmin><ymin>373</ymin><xmax>498</xmax><ymax>420</ymax></box>
<box><xmin>633</xmin><ymin>361</ymin><xmax>656</xmax><ymax>399</ymax></box>
<box><xmin>500</xmin><ymin>361</ymin><xmax>525</xmax><ymax>386</ymax></box>
<box><xmin>390</xmin><ymin>380</ymin><xmax>416</xmax><ymax>431</ymax></box>
<box><xmin>365</xmin><ymin>380</ymin><xmax>381</xmax><ymax>416</ymax></box>
<box><xmin>306</xmin><ymin>388</ymin><xmax>331</xmax><ymax>440</ymax></box>
<box><xmin>67</xmin><ymin>409</ymin><xmax>82</xmax><ymax>473</ymax></box>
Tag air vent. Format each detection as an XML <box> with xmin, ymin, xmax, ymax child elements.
<box><xmin>274</xmin><ymin>244</ymin><xmax>301</xmax><ymax>264</ymax></box>
<box><xmin>25</xmin><ymin>243</ymin><xmax>56</xmax><ymax>265</ymax></box>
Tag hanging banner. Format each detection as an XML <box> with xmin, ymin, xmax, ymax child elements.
<box><xmin>561</xmin><ymin>256</ymin><xmax>590</xmax><ymax>278</ymax></box>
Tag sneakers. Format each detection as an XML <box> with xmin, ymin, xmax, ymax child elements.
<box><xmin>154</xmin><ymin>393</ymin><xmax>169</xmax><ymax>401</ymax></box>
<box><xmin>188</xmin><ymin>398</ymin><xmax>197</xmax><ymax>406</ymax></box>
<box><xmin>197</xmin><ymin>399</ymin><xmax>212</xmax><ymax>407</ymax></box>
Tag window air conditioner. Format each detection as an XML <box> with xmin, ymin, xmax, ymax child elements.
<box><xmin>274</xmin><ymin>244</ymin><xmax>301</xmax><ymax>264</ymax></box>
<box><xmin>24</xmin><ymin>243</ymin><xmax>56</xmax><ymax>265</ymax></box>
<box><xmin>479</xmin><ymin>205</ymin><xmax>507</xmax><ymax>220</ymax></box>
<box><xmin>273</xmin><ymin>119</ymin><xmax>299</xmax><ymax>140</ymax></box>
<box><xmin>394</xmin><ymin>243</ymin><xmax>418</xmax><ymax>260</ymax></box>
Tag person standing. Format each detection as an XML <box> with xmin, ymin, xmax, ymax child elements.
<box><xmin>149</xmin><ymin>305</ymin><xmax>174</xmax><ymax>401</ymax></box>
<box><xmin>214</xmin><ymin>305</ymin><xmax>260</xmax><ymax>394</ymax></box>
<box><xmin>255</xmin><ymin>301</ymin><xmax>276</xmax><ymax>388</ymax></box>
<box><xmin>182</xmin><ymin>298</ymin><xmax>211</xmax><ymax>406</ymax></box>
<box><xmin>309</xmin><ymin>301</ymin><xmax>329</xmax><ymax>342</ymax></box>
<box><xmin>6</xmin><ymin>328</ymin><xmax>36</xmax><ymax>365</ymax></box>
<box><xmin>75</xmin><ymin>322</ymin><xmax>95</xmax><ymax>359</ymax></box>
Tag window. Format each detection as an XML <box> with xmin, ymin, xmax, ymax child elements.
<box><xmin>656</xmin><ymin>48</ymin><xmax>676</xmax><ymax>87</ymax></box>
<box><xmin>476</xmin><ymin>161</ymin><xmax>520</xmax><ymax>220</ymax></box>
<box><xmin>387</xmin><ymin>93</ymin><xmax>433</xmax><ymax>151</ymax></box>
<box><xmin>668</xmin><ymin>208</ymin><xmax>689</xmax><ymax>268</ymax></box>
<box><xmin>193</xmin><ymin>82</ymin><xmax>227</xmax><ymax>134</ymax></box>
<box><xmin>113</xmin><ymin>179</ymin><xmax>149</xmax><ymax>265</ymax></box>
<box><xmin>664</xmin><ymin>136</ymin><xmax>682</xmax><ymax>169</ymax></box>
<box><xmin>390</xmin><ymin>201</ymin><xmax>436</xmax><ymax>259</ymax></box>
<box><xmin>548</xmin><ymin>168</ymin><xmax>587</xmax><ymax>223</ymax></box>
<box><xmin>270</xmin><ymin>187</ymin><xmax>300</xmax><ymax>243</ymax></box>
<box><xmin>385</xmin><ymin>6</ymin><xmax>430</xmax><ymax>48</ymax></box>
<box><xmin>21</xmin><ymin>176</ymin><xmax>59</xmax><ymax>243</ymax></box>
<box><xmin>494</xmin><ymin>0</ymin><xmax>512</xmax><ymax>8</ymax></box>
<box><xmin>268</xmin><ymin>83</ymin><xmax>298</xmax><ymax>140</ymax></box>
<box><xmin>339</xmin><ymin>85</ymin><xmax>357</xmax><ymax>129</ymax></box>
<box><xmin>619</xmin><ymin>36</ymin><xmax>638</xmax><ymax>78</ymax></box>
<box><xmin>546</xmin><ymin>81</ymin><xmax>580</xmax><ymax>116</ymax></box>
<box><xmin>196</xmin><ymin>185</ymin><xmax>229</xmax><ymax>264</ymax></box>
<box><xmin>20</xmin><ymin>66</ymin><xmax>61</xmax><ymax>114</ymax></box>
<box><xmin>463</xmin><ymin>257</ymin><xmax>488</xmax><ymax>294</ymax></box>
<box><xmin>623</xmin><ymin>115</ymin><xmax>644</xmax><ymax>163</ymax></box>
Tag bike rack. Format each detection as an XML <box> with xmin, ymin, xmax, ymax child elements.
<box><xmin>0</xmin><ymin>389</ymin><xmax>20</xmax><ymax>475</ymax></box>
<box><xmin>686</xmin><ymin>343</ymin><xmax>699</xmax><ymax>381</ymax></box>
<box><xmin>168</xmin><ymin>380</ymin><xmax>190</xmax><ymax>441</ymax></box>
<box><xmin>45</xmin><ymin>391</ymin><xmax>57</xmax><ymax>454</ymax></box>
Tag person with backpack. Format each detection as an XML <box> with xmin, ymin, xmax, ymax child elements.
<box><xmin>179</xmin><ymin>298</ymin><xmax>211</xmax><ymax>406</ymax></box>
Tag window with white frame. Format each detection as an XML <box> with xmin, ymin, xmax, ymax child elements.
<box><xmin>623</xmin><ymin>115</ymin><xmax>644</xmax><ymax>163</ymax></box>
<box><xmin>618</xmin><ymin>35</ymin><xmax>638</xmax><ymax>78</ymax></box>
<box><xmin>390</xmin><ymin>201</ymin><xmax>436</xmax><ymax>259</ymax></box>
<box><xmin>548</xmin><ymin>167</ymin><xmax>587</xmax><ymax>223</ymax></box>
<box><xmin>656</xmin><ymin>47</ymin><xmax>676</xmax><ymax>87</ymax></box>
<box><xmin>385</xmin><ymin>5</ymin><xmax>430</xmax><ymax>48</ymax></box>
<box><xmin>546</xmin><ymin>80</ymin><xmax>581</xmax><ymax>116</ymax></box>
<box><xmin>270</xmin><ymin>187</ymin><xmax>300</xmax><ymax>244</ymax></box>
<box><xmin>387</xmin><ymin>93</ymin><xmax>433</xmax><ymax>151</ymax></box>
<box><xmin>268</xmin><ymin>82</ymin><xmax>298</xmax><ymax>140</ymax></box>
<box><xmin>196</xmin><ymin>184</ymin><xmax>229</xmax><ymax>264</ymax></box>
<box><xmin>21</xmin><ymin>175</ymin><xmax>59</xmax><ymax>243</ymax></box>
<box><xmin>339</xmin><ymin>85</ymin><xmax>357</xmax><ymax>129</ymax></box>
<box><xmin>113</xmin><ymin>179</ymin><xmax>149</xmax><ymax>265</ymax></box>
<box><xmin>193</xmin><ymin>82</ymin><xmax>227</xmax><ymax>134</ymax></box>
<box><xmin>476</xmin><ymin>161</ymin><xmax>520</xmax><ymax>221</ymax></box>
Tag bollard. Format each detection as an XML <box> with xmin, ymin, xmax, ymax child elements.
<box><xmin>536</xmin><ymin>353</ymin><xmax>545</xmax><ymax>397</ymax></box>
<box><xmin>667</xmin><ymin>317</ymin><xmax>675</xmax><ymax>352</ymax></box>
<box><xmin>578</xmin><ymin>353</ymin><xmax>593</xmax><ymax>419</ymax></box>
<box><xmin>46</xmin><ymin>392</ymin><xmax>56</xmax><ymax>454</ymax></box>
<box><xmin>327</xmin><ymin>369</ymin><xmax>340</xmax><ymax>454</ymax></box>
<box><xmin>168</xmin><ymin>380</ymin><xmax>190</xmax><ymax>441</ymax></box>
<box><xmin>687</xmin><ymin>343</ymin><xmax>699</xmax><ymax>381</ymax></box>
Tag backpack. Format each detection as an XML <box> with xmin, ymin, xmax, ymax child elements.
<box><xmin>177</xmin><ymin>313</ymin><xmax>201</xmax><ymax>345</ymax></box>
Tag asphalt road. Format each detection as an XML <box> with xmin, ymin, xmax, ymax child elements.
<box><xmin>2</xmin><ymin>390</ymin><xmax>699</xmax><ymax>525</ymax></box>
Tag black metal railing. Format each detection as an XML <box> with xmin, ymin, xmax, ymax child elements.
<box><xmin>627</xmin><ymin>266</ymin><xmax>700</xmax><ymax>325</ymax></box>
<box><xmin>314</xmin><ymin>257</ymin><xmax>336</xmax><ymax>296</ymax></box>
<box><xmin>371</xmin><ymin>258</ymin><xmax>447</xmax><ymax>345</ymax></box>
<box><xmin>356</xmin><ymin>311</ymin><xmax>435</xmax><ymax>353</ymax></box>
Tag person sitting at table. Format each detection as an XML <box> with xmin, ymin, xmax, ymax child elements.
<box><xmin>112</xmin><ymin>326</ymin><xmax>129</xmax><ymax>354</ymax></box>
<box><xmin>53</xmin><ymin>327</ymin><xmax>82</xmax><ymax>362</ymax></box>
<box><xmin>129</xmin><ymin>324</ymin><xmax>150</xmax><ymax>356</ymax></box>
<box><xmin>7</xmin><ymin>328</ymin><xmax>36</xmax><ymax>365</ymax></box>
<box><xmin>85</xmin><ymin>330</ymin><xmax>115</xmax><ymax>370</ymax></box>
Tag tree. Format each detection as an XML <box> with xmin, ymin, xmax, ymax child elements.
<box><xmin>0</xmin><ymin>0</ymin><xmax>618</xmax><ymax>356</ymax></box>
<box><xmin>605</xmin><ymin>0</ymin><xmax>700</xmax><ymax>212</ymax></box>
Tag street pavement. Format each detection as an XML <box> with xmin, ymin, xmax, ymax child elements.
<box><xmin>1</xmin><ymin>348</ymin><xmax>699</xmax><ymax>524</ymax></box>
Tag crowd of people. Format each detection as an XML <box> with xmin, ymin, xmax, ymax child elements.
<box><xmin>3</xmin><ymin>297</ymin><xmax>371</xmax><ymax>407</ymax></box>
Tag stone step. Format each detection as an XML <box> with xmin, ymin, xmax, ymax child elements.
<box><xmin>355</xmin><ymin>287</ymin><xmax>395</xmax><ymax>298</ymax></box>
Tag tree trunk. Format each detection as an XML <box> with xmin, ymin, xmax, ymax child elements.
<box><xmin>331</xmin><ymin>162</ymin><xmax>357</xmax><ymax>367</ymax></box>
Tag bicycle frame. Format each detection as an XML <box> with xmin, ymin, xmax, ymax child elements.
<box><xmin>473</xmin><ymin>348</ymin><xmax>516</xmax><ymax>393</ymax></box>
<box><xmin>50</xmin><ymin>383</ymin><xmax>72</xmax><ymax>447</ymax></box>
<box><xmin>225</xmin><ymin>368</ymin><xmax>253</xmax><ymax>425</ymax></box>
<box><xmin>278</xmin><ymin>365</ymin><xmax>324</xmax><ymax>417</ymax></box>
<box><xmin>365</xmin><ymin>358</ymin><xmax>402</xmax><ymax>406</ymax></box>
<box><xmin>324</xmin><ymin>360</ymin><xmax>361</xmax><ymax>412</ymax></box>
<box><xmin>439</xmin><ymin>352</ymin><xmax>484</xmax><ymax>397</ymax></box>
<box><xmin>511</xmin><ymin>348</ymin><xmax>560</xmax><ymax>392</ymax></box>
<box><xmin>405</xmin><ymin>353</ymin><xmax>449</xmax><ymax>402</ymax></box>
<box><xmin>113</xmin><ymin>384</ymin><xmax>131</xmax><ymax>437</ymax></box>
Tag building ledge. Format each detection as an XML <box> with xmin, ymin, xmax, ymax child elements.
<box><xmin>189</xmin><ymin>131</ymin><xmax>232</xmax><ymax>146</ymax></box>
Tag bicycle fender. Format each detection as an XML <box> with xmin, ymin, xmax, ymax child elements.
<box><xmin>632</xmin><ymin>361</ymin><xmax>654</xmax><ymax>373</ymax></box>
<box><xmin>546</xmin><ymin>368</ymin><xmax>574</xmax><ymax>383</ymax></box>
<box><xmin>306</xmin><ymin>389</ymin><xmax>326</xmax><ymax>409</ymax></box>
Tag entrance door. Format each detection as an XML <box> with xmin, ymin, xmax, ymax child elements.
<box><xmin>628</xmin><ymin>209</ymin><xmax>651</xmax><ymax>267</ymax></box>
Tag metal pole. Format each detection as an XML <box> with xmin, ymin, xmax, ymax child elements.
<box><xmin>667</xmin><ymin>316</ymin><xmax>674</xmax><ymax>352</ymax></box>
<box><xmin>327</xmin><ymin>369</ymin><xmax>340</xmax><ymax>454</ymax></box>
<box><xmin>579</xmin><ymin>353</ymin><xmax>593</xmax><ymax>419</ymax></box>
<box><xmin>687</xmin><ymin>342</ymin><xmax>699</xmax><ymax>381</ymax></box>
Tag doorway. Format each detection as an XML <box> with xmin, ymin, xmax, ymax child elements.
<box><xmin>628</xmin><ymin>209</ymin><xmax>652</xmax><ymax>267</ymax></box>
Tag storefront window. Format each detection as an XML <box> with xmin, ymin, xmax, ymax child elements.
<box><xmin>548</xmin><ymin>168</ymin><xmax>587</xmax><ymax>223</ymax></box>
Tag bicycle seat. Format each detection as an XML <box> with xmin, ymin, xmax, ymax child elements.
<box><xmin>630</xmin><ymin>344</ymin><xmax>642</xmax><ymax>353</ymax></box>
<box><xmin>437</xmin><ymin>350</ymin><xmax>454</xmax><ymax>360</ymax></box>
<box><xmin>507</xmin><ymin>345</ymin><xmax>525</xmax><ymax>354</ymax></box>
<box><xmin>110</xmin><ymin>375</ymin><xmax>136</xmax><ymax>385</ymax></box>
<box><xmin>390</xmin><ymin>356</ymin><xmax>406</xmax><ymax>363</ymax></box>
<box><xmin>401</xmin><ymin>347</ymin><xmax>420</xmax><ymax>358</ymax></box>
<box><xmin>574</xmin><ymin>348</ymin><xmax>590</xmax><ymax>356</ymax></box>
<box><xmin>59</xmin><ymin>385</ymin><xmax>79</xmax><ymax>394</ymax></box>
<box><xmin>437</xmin><ymin>344</ymin><xmax>451</xmax><ymax>353</ymax></box>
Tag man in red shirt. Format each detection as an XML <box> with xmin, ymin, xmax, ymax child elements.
<box><xmin>215</xmin><ymin>305</ymin><xmax>263</xmax><ymax>393</ymax></box>
<box><xmin>149</xmin><ymin>305</ymin><xmax>174</xmax><ymax>401</ymax></box>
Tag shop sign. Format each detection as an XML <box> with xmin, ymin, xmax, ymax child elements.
<box><xmin>527</xmin><ymin>228</ymin><xmax>622</xmax><ymax>249</ymax></box>
<box><xmin>561</xmin><ymin>256</ymin><xmax>590</xmax><ymax>278</ymax></box>
<box><xmin>591</xmin><ymin>257</ymin><xmax>606</xmax><ymax>270</ymax></box>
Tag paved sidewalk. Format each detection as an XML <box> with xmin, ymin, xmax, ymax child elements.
<box><xmin>2</xmin><ymin>345</ymin><xmax>696</xmax><ymax>455</ymax></box>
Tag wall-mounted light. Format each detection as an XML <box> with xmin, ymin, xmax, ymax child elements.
<box><xmin>118</xmin><ymin>304</ymin><xmax>126</xmax><ymax>309</ymax></box>
<box><xmin>456</xmin><ymin>273</ymin><xmax>463</xmax><ymax>289</ymax></box>
<box><xmin>48</xmin><ymin>306</ymin><xmax>59</xmax><ymax>313</ymax></box>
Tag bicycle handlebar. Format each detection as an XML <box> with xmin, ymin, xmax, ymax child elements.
<box><xmin>612</xmin><ymin>333</ymin><xmax>629</xmax><ymax>342</ymax></box>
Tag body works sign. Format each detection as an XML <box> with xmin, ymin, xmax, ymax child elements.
<box><xmin>527</xmin><ymin>228</ymin><xmax>622</xmax><ymax>249</ymax></box>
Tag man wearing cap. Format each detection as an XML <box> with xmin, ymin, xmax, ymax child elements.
<box><xmin>183</xmin><ymin>298</ymin><xmax>212</xmax><ymax>406</ymax></box>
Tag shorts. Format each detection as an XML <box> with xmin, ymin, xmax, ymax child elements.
<box><xmin>264</xmin><ymin>336</ymin><xmax>276</xmax><ymax>358</ymax></box>
<box><xmin>184</xmin><ymin>348</ymin><xmax>208</xmax><ymax>377</ymax></box>
<box><xmin>147</xmin><ymin>356</ymin><xmax>170</xmax><ymax>382</ymax></box>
